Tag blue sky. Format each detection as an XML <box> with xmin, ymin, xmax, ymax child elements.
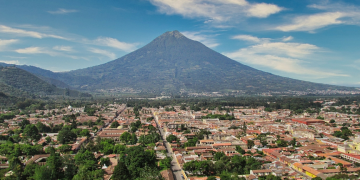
<box><xmin>0</xmin><ymin>0</ymin><xmax>360</xmax><ymax>87</ymax></box>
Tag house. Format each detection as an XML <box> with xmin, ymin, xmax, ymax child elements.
<box><xmin>250</xmin><ymin>169</ymin><xmax>273</xmax><ymax>176</ymax></box>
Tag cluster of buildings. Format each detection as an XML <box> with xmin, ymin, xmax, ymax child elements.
<box><xmin>149</xmin><ymin>102</ymin><xmax>360</xmax><ymax>179</ymax></box>
<box><xmin>1</xmin><ymin>99</ymin><xmax>360</xmax><ymax>180</ymax></box>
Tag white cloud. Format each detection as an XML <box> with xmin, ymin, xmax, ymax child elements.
<box><xmin>15</xmin><ymin>47</ymin><xmax>87</xmax><ymax>60</ymax></box>
<box><xmin>0</xmin><ymin>39</ymin><xmax>18</xmax><ymax>50</ymax></box>
<box><xmin>0</xmin><ymin>25</ymin><xmax>67</xmax><ymax>39</ymax></box>
<box><xmin>247</xmin><ymin>3</ymin><xmax>283</xmax><ymax>18</ymax></box>
<box><xmin>149</xmin><ymin>0</ymin><xmax>283</xmax><ymax>26</ymax></box>
<box><xmin>15</xmin><ymin>47</ymin><xmax>48</xmax><ymax>54</ymax></box>
<box><xmin>48</xmin><ymin>8</ymin><xmax>78</xmax><ymax>14</ymax></box>
<box><xmin>181</xmin><ymin>31</ymin><xmax>219</xmax><ymax>48</ymax></box>
<box><xmin>93</xmin><ymin>37</ymin><xmax>138</xmax><ymax>52</ymax></box>
<box><xmin>247</xmin><ymin>42</ymin><xmax>319</xmax><ymax>58</ymax></box>
<box><xmin>0</xmin><ymin>60</ymin><xmax>22</xmax><ymax>65</ymax></box>
<box><xmin>88</xmin><ymin>48</ymin><xmax>116</xmax><ymax>59</ymax></box>
<box><xmin>282</xmin><ymin>36</ymin><xmax>293</xmax><ymax>42</ymax></box>
<box><xmin>232</xmin><ymin>35</ymin><xmax>269</xmax><ymax>43</ymax></box>
<box><xmin>275</xmin><ymin>12</ymin><xmax>344</xmax><ymax>32</ymax></box>
<box><xmin>275</xmin><ymin>2</ymin><xmax>360</xmax><ymax>32</ymax></box>
<box><xmin>225</xmin><ymin>35</ymin><xmax>348</xmax><ymax>78</ymax></box>
<box><xmin>53</xmin><ymin>46</ymin><xmax>73</xmax><ymax>52</ymax></box>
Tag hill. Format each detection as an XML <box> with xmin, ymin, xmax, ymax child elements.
<box><xmin>60</xmin><ymin>31</ymin><xmax>355</xmax><ymax>93</ymax></box>
<box><xmin>2</xmin><ymin>31</ymin><xmax>356</xmax><ymax>95</ymax></box>
<box><xmin>0</xmin><ymin>66</ymin><xmax>90</xmax><ymax>98</ymax></box>
<box><xmin>0</xmin><ymin>63</ymin><xmax>71</xmax><ymax>89</ymax></box>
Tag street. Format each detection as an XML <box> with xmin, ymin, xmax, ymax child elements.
<box><xmin>155</xmin><ymin>116</ymin><xmax>184</xmax><ymax>180</ymax></box>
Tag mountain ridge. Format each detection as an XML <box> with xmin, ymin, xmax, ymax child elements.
<box><xmin>0</xmin><ymin>66</ymin><xmax>91</xmax><ymax>98</ymax></box>
<box><xmin>1</xmin><ymin>31</ymin><xmax>357</xmax><ymax>94</ymax></box>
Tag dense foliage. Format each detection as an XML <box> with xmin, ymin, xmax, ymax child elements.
<box><xmin>183</xmin><ymin>155</ymin><xmax>262</xmax><ymax>177</ymax></box>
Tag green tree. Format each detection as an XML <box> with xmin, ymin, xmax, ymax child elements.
<box><xmin>63</xmin><ymin>155</ymin><xmax>78</xmax><ymax>180</ymax></box>
<box><xmin>112</xmin><ymin>160</ymin><xmax>131</xmax><ymax>180</ymax></box>
<box><xmin>72</xmin><ymin>165</ymin><xmax>104</xmax><ymax>180</ymax></box>
<box><xmin>57</xmin><ymin>127</ymin><xmax>77</xmax><ymax>144</ymax></box>
<box><xmin>131</xmin><ymin>133</ymin><xmax>138</xmax><ymax>145</ymax></box>
<box><xmin>23</xmin><ymin>124</ymin><xmax>41</xmax><ymax>141</ymax></box>
<box><xmin>36</xmin><ymin>122</ymin><xmax>51</xmax><ymax>133</ymax></box>
<box><xmin>214</xmin><ymin>152</ymin><xmax>226</xmax><ymax>161</ymax></box>
<box><xmin>100</xmin><ymin>157</ymin><xmax>111</xmax><ymax>166</ymax></box>
<box><xmin>120</xmin><ymin>132</ymin><xmax>131</xmax><ymax>144</ymax></box>
<box><xmin>111</xmin><ymin>121</ymin><xmax>120</xmax><ymax>128</ymax></box>
<box><xmin>160</xmin><ymin>156</ymin><xmax>172</xmax><ymax>169</ymax></box>
<box><xmin>45</xmin><ymin>136</ymin><xmax>51</xmax><ymax>143</ymax></box>
<box><xmin>166</xmin><ymin>134</ymin><xmax>178</xmax><ymax>143</ymax></box>
<box><xmin>80</xmin><ymin>129</ymin><xmax>91</xmax><ymax>138</ymax></box>
<box><xmin>19</xmin><ymin>119</ymin><xmax>30</xmax><ymax>129</ymax></box>
<box><xmin>46</xmin><ymin>151</ymin><xmax>64</xmax><ymax>180</ymax></box>
<box><xmin>137</xmin><ymin>166</ymin><xmax>164</xmax><ymax>180</ymax></box>
<box><xmin>124</xmin><ymin>146</ymin><xmax>157</xmax><ymax>178</ymax></box>
<box><xmin>276</xmin><ymin>139</ymin><xmax>288</xmax><ymax>147</ymax></box>
<box><xmin>236</xmin><ymin>146</ymin><xmax>245</xmax><ymax>154</ymax></box>
<box><xmin>75</xmin><ymin>150</ymin><xmax>96</xmax><ymax>163</ymax></box>
<box><xmin>22</xmin><ymin>161</ymin><xmax>39</xmax><ymax>180</ymax></box>
<box><xmin>247</xmin><ymin>140</ymin><xmax>254</xmax><ymax>149</ymax></box>
<box><xmin>57</xmin><ymin>144</ymin><xmax>72</xmax><ymax>153</ymax></box>
<box><xmin>33</xmin><ymin>166</ymin><xmax>51</xmax><ymax>180</ymax></box>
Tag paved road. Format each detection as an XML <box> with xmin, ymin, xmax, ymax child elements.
<box><xmin>154</xmin><ymin>116</ymin><xmax>184</xmax><ymax>180</ymax></box>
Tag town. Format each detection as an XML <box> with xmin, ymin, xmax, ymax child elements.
<box><xmin>0</xmin><ymin>98</ymin><xmax>360</xmax><ymax>180</ymax></box>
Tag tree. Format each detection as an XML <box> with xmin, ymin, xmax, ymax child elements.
<box><xmin>45</xmin><ymin>136</ymin><xmax>51</xmax><ymax>143</ymax></box>
<box><xmin>330</xmin><ymin>119</ymin><xmax>335</xmax><ymax>123</ymax></box>
<box><xmin>57</xmin><ymin>126</ymin><xmax>77</xmax><ymax>144</ymax></box>
<box><xmin>80</xmin><ymin>129</ymin><xmax>91</xmax><ymax>138</ymax></box>
<box><xmin>57</xmin><ymin>144</ymin><xmax>72</xmax><ymax>153</ymax></box>
<box><xmin>137</xmin><ymin>166</ymin><xmax>164</xmax><ymax>180</ymax></box>
<box><xmin>112</xmin><ymin>160</ymin><xmax>131</xmax><ymax>180</ymax></box>
<box><xmin>289</xmin><ymin>138</ymin><xmax>297</xmax><ymax>147</ymax></box>
<box><xmin>236</xmin><ymin>146</ymin><xmax>245</xmax><ymax>154</ymax></box>
<box><xmin>276</xmin><ymin>139</ymin><xmax>288</xmax><ymax>147</ymax></box>
<box><xmin>131</xmin><ymin>133</ymin><xmax>138</xmax><ymax>145</ymax></box>
<box><xmin>19</xmin><ymin>119</ymin><xmax>30</xmax><ymax>129</ymax></box>
<box><xmin>166</xmin><ymin>135</ymin><xmax>178</xmax><ymax>143</ymax></box>
<box><xmin>36</xmin><ymin>122</ymin><xmax>51</xmax><ymax>133</ymax></box>
<box><xmin>113</xmin><ymin>144</ymin><xmax>126</xmax><ymax>154</ymax></box>
<box><xmin>33</xmin><ymin>166</ymin><xmax>52</xmax><ymax>180</ymax></box>
<box><xmin>160</xmin><ymin>156</ymin><xmax>172</xmax><ymax>169</ymax></box>
<box><xmin>247</xmin><ymin>140</ymin><xmax>254</xmax><ymax>149</ymax></box>
<box><xmin>111</xmin><ymin>121</ymin><xmax>120</xmax><ymax>128</ymax></box>
<box><xmin>120</xmin><ymin>132</ymin><xmax>132</xmax><ymax>144</ymax></box>
<box><xmin>100</xmin><ymin>157</ymin><xmax>111</xmax><ymax>166</ymax></box>
<box><xmin>46</xmin><ymin>151</ymin><xmax>64</xmax><ymax>179</ymax></box>
<box><xmin>180</xmin><ymin>104</ymin><xmax>186</xmax><ymax>110</ymax></box>
<box><xmin>184</xmin><ymin>137</ymin><xmax>198</xmax><ymax>147</ymax></box>
<box><xmin>124</xmin><ymin>146</ymin><xmax>157</xmax><ymax>178</ymax></box>
<box><xmin>63</xmin><ymin>155</ymin><xmax>78</xmax><ymax>180</ymax></box>
<box><xmin>23</xmin><ymin>124</ymin><xmax>41</xmax><ymax>141</ymax></box>
<box><xmin>72</xmin><ymin>165</ymin><xmax>103</xmax><ymax>180</ymax></box>
<box><xmin>8</xmin><ymin>157</ymin><xmax>24</xmax><ymax>180</ymax></box>
<box><xmin>22</xmin><ymin>161</ymin><xmax>39</xmax><ymax>180</ymax></box>
<box><xmin>214</xmin><ymin>152</ymin><xmax>226</xmax><ymax>161</ymax></box>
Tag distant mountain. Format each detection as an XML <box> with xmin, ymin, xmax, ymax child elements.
<box><xmin>2</xmin><ymin>31</ymin><xmax>356</xmax><ymax>94</ymax></box>
<box><xmin>61</xmin><ymin>31</ymin><xmax>355</xmax><ymax>93</ymax></box>
<box><xmin>0</xmin><ymin>66</ymin><xmax>90</xmax><ymax>98</ymax></box>
<box><xmin>0</xmin><ymin>63</ymin><xmax>71</xmax><ymax>89</ymax></box>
